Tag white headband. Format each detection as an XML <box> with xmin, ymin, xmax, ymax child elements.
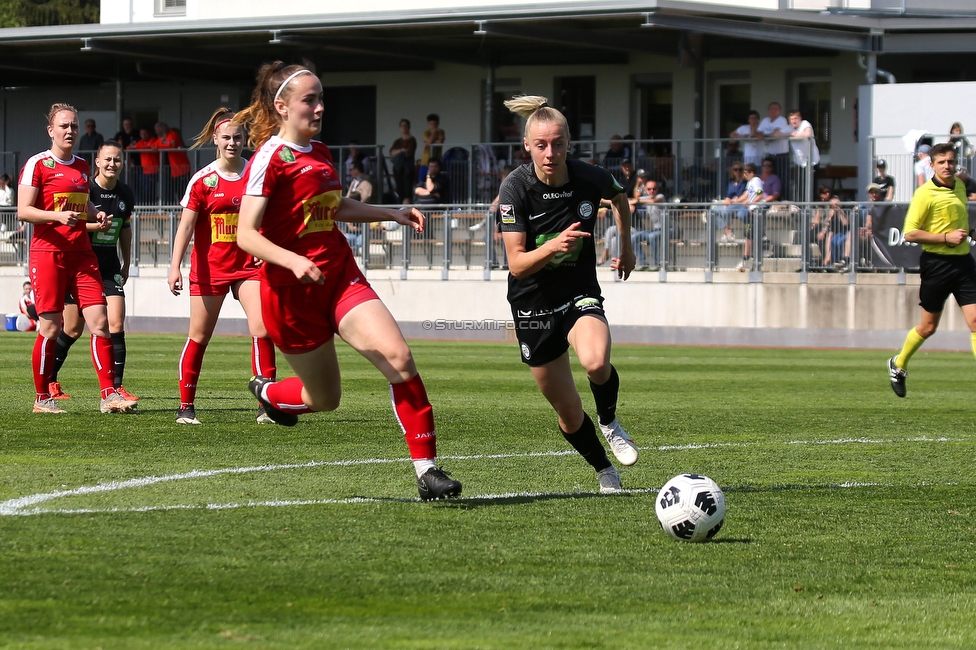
<box><xmin>273</xmin><ymin>69</ymin><xmax>313</xmax><ymax>103</ymax></box>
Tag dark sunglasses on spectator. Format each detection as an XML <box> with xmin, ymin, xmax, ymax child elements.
<box><xmin>762</xmin><ymin>163</ymin><xmax>774</xmax><ymax>167</ymax></box>
<box><xmin>732</xmin><ymin>167</ymin><xmax>743</xmax><ymax>171</ymax></box>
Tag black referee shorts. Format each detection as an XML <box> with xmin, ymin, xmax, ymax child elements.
<box><xmin>918</xmin><ymin>251</ymin><xmax>976</xmax><ymax>313</ymax></box>
<box><xmin>512</xmin><ymin>295</ymin><xmax>606</xmax><ymax>367</ymax></box>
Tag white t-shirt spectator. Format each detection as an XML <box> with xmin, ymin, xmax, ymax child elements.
<box><xmin>790</xmin><ymin>120</ymin><xmax>820</xmax><ymax>167</ymax></box>
<box><xmin>758</xmin><ymin>115</ymin><xmax>790</xmax><ymax>155</ymax></box>
<box><xmin>746</xmin><ymin>176</ymin><xmax>764</xmax><ymax>203</ymax></box>
<box><xmin>733</xmin><ymin>124</ymin><xmax>762</xmax><ymax>164</ymax></box>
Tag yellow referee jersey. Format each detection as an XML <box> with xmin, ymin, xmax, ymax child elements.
<box><xmin>904</xmin><ymin>177</ymin><xmax>969</xmax><ymax>255</ymax></box>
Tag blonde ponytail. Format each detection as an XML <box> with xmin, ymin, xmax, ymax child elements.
<box><xmin>503</xmin><ymin>95</ymin><xmax>569</xmax><ymax>139</ymax></box>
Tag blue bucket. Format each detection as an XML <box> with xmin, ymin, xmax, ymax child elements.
<box><xmin>4</xmin><ymin>314</ymin><xmax>17</xmax><ymax>331</ymax></box>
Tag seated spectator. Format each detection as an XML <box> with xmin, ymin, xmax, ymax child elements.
<box><xmin>344</xmin><ymin>140</ymin><xmax>369</xmax><ymax>181</ymax></box>
<box><xmin>413</xmin><ymin>158</ymin><xmax>449</xmax><ymax>204</ymax></box>
<box><xmin>630</xmin><ymin>176</ymin><xmax>666</xmax><ymax>270</ymax></box>
<box><xmin>18</xmin><ymin>280</ymin><xmax>37</xmax><ymax>331</ymax></box>
<box><xmin>114</xmin><ymin>117</ymin><xmax>138</xmax><ymax>150</ymax></box>
<box><xmin>618</xmin><ymin>158</ymin><xmax>637</xmax><ymax>199</ymax></box>
<box><xmin>346</xmin><ymin>160</ymin><xmax>374</xmax><ymax>204</ymax></box>
<box><xmin>418</xmin><ymin>113</ymin><xmax>445</xmax><ymax>181</ymax></box>
<box><xmin>956</xmin><ymin>166</ymin><xmax>976</xmax><ymax>200</ymax></box>
<box><xmin>709</xmin><ymin>163</ymin><xmax>748</xmax><ymax>242</ymax></box>
<box><xmin>602</xmin><ymin>135</ymin><xmax>627</xmax><ymax>168</ymax></box>
<box><xmin>759</xmin><ymin>156</ymin><xmax>782</xmax><ymax>203</ymax></box>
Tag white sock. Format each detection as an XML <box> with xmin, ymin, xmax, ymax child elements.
<box><xmin>413</xmin><ymin>459</ymin><xmax>436</xmax><ymax>478</ymax></box>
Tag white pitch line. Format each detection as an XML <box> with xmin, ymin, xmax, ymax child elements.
<box><xmin>0</xmin><ymin>436</ymin><xmax>960</xmax><ymax>517</ymax></box>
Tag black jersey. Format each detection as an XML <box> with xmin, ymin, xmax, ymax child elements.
<box><xmin>88</xmin><ymin>178</ymin><xmax>134</xmax><ymax>274</ymax></box>
<box><xmin>498</xmin><ymin>159</ymin><xmax>623</xmax><ymax>309</ymax></box>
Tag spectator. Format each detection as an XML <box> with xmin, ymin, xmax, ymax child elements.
<box><xmin>128</xmin><ymin>127</ymin><xmax>160</xmax><ymax>203</ymax></box>
<box><xmin>602</xmin><ymin>135</ymin><xmax>627</xmax><ymax>168</ymax></box>
<box><xmin>787</xmin><ymin>109</ymin><xmax>820</xmax><ymax>169</ymax></box>
<box><xmin>860</xmin><ymin>183</ymin><xmax>886</xmax><ymax>243</ymax></box>
<box><xmin>949</xmin><ymin>122</ymin><xmax>972</xmax><ymax>168</ymax></box>
<box><xmin>873</xmin><ymin>159</ymin><xmax>895</xmax><ymax>201</ymax></box>
<box><xmin>630</xmin><ymin>175</ymin><xmax>666</xmax><ymax>270</ymax></box>
<box><xmin>78</xmin><ymin>119</ymin><xmax>104</xmax><ymax>155</ymax></box>
<box><xmin>757</xmin><ymin>102</ymin><xmax>791</xmax><ymax>196</ymax></box>
<box><xmin>617</xmin><ymin>158</ymin><xmax>638</xmax><ymax>199</ymax></box>
<box><xmin>820</xmin><ymin>195</ymin><xmax>850</xmax><ymax>270</ymax></box>
<box><xmin>956</xmin><ymin>166</ymin><xmax>976</xmax><ymax>200</ymax></box>
<box><xmin>18</xmin><ymin>280</ymin><xmax>37</xmax><ymax>331</ymax></box>
<box><xmin>418</xmin><ymin>113</ymin><xmax>445</xmax><ymax>181</ymax></box>
<box><xmin>915</xmin><ymin>144</ymin><xmax>934</xmax><ymax>188</ymax></box>
<box><xmin>709</xmin><ymin>163</ymin><xmax>748</xmax><ymax>243</ymax></box>
<box><xmin>155</xmin><ymin>122</ymin><xmax>191</xmax><ymax>203</ymax></box>
<box><xmin>113</xmin><ymin>117</ymin><xmax>138</xmax><ymax>150</ymax></box>
<box><xmin>344</xmin><ymin>140</ymin><xmax>368</xmax><ymax>182</ymax></box>
<box><xmin>759</xmin><ymin>156</ymin><xmax>782</xmax><ymax>202</ymax></box>
<box><xmin>0</xmin><ymin>173</ymin><xmax>13</xmax><ymax>207</ymax></box>
<box><xmin>736</xmin><ymin>162</ymin><xmax>765</xmax><ymax>271</ymax></box>
<box><xmin>729</xmin><ymin>110</ymin><xmax>763</xmax><ymax>165</ymax></box>
<box><xmin>810</xmin><ymin>185</ymin><xmax>833</xmax><ymax>264</ymax></box>
<box><xmin>389</xmin><ymin>119</ymin><xmax>417</xmax><ymax>204</ymax></box>
<box><xmin>346</xmin><ymin>160</ymin><xmax>374</xmax><ymax>204</ymax></box>
<box><xmin>413</xmin><ymin>158</ymin><xmax>449</xmax><ymax>204</ymax></box>
<box><xmin>483</xmin><ymin>164</ymin><xmax>515</xmax><ymax>268</ymax></box>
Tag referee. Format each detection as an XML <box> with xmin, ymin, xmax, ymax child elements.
<box><xmin>888</xmin><ymin>142</ymin><xmax>974</xmax><ymax>397</ymax></box>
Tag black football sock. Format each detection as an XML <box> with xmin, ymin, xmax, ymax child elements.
<box><xmin>561</xmin><ymin>413</ymin><xmax>611</xmax><ymax>472</ymax></box>
<box><xmin>589</xmin><ymin>365</ymin><xmax>619</xmax><ymax>427</ymax></box>
<box><xmin>51</xmin><ymin>331</ymin><xmax>79</xmax><ymax>382</ymax></box>
<box><xmin>111</xmin><ymin>331</ymin><xmax>126</xmax><ymax>388</ymax></box>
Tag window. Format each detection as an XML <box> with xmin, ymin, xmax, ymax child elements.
<box><xmin>797</xmin><ymin>80</ymin><xmax>831</xmax><ymax>154</ymax></box>
<box><xmin>554</xmin><ymin>76</ymin><xmax>596</xmax><ymax>142</ymax></box>
<box><xmin>155</xmin><ymin>0</ymin><xmax>186</xmax><ymax>17</ymax></box>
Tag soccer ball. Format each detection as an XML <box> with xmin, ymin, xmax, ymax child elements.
<box><xmin>655</xmin><ymin>474</ymin><xmax>726</xmax><ymax>542</ymax></box>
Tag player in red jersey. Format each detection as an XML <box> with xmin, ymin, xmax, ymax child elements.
<box><xmin>167</xmin><ymin>108</ymin><xmax>278</xmax><ymax>425</ymax></box>
<box><xmin>16</xmin><ymin>103</ymin><xmax>137</xmax><ymax>414</ymax></box>
<box><xmin>234</xmin><ymin>62</ymin><xmax>461</xmax><ymax>500</ymax></box>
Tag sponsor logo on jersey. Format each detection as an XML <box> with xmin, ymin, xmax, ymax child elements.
<box><xmin>536</xmin><ymin>232</ymin><xmax>582</xmax><ymax>267</ymax></box>
<box><xmin>543</xmin><ymin>191</ymin><xmax>573</xmax><ymax>199</ymax></box>
<box><xmin>203</xmin><ymin>173</ymin><xmax>218</xmax><ymax>188</ymax></box>
<box><xmin>43</xmin><ymin>159</ymin><xmax>56</xmax><ymax>169</ymax></box>
<box><xmin>53</xmin><ymin>192</ymin><xmax>89</xmax><ymax>221</ymax></box>
<box><xmin>500</xmin><ymin>204</ymin><xmax>515</xmax><ymax>224</ymax></box>
<box><xmin>210</xmin><ymin>213</ymin><xmax>239</xmax><ymax>243</ymax></box>
<box><xmin>300</xmin><ymin>191</ymin><xmax>340</xmax><ymax>237</ymax></box>
<box><xmin>278</xmin><ymin>147</ymin><xmax>295</xmax><ymax>163</ymax></box>
<box><xmin>578</xmin><ymin>201</ymin><xmax>594</xmax><ymax>219</ymax></box>
<box><xmin>299</xmin><ymin>165</ymin><xmax>314</xmax><ymax>174</ymax></box>
<box><xmin>574</xmin><ymin>297</ymin><xmax>601</xmax><ymax>311</ymax></box>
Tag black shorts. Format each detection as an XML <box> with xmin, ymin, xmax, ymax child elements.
<box><xmin>102</xmin><ymin>272</ymin><xmax>125</xmax><ymax>298</ymax></box>
<box><xmin>918</xmin><ymin>251</ymin><xmax>976</xmax><ymax>313</ymax></box>
<box><xmin>512</xmin><ymin>295</ymin><xmax>606</xmax><ymax>367</ymax></box>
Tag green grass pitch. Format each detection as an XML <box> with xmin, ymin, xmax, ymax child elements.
<box><xmin>1</xmin><ymin>333</ymin><xmax>974</xmax><ymax>648</ymax></box>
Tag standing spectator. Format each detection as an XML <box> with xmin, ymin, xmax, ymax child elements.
<box><xmin>955</xmin><ymin>166</ymin><xmax>976</xmax><ymax>200</ymax></box>
<box><xmin>113</xmin><ymin>118</ymin><xmax>138</xmax><ymax>150</ymax></box>
<box><xmin>617</xmin><ymin>158</ymin><xmax>638</xmax><ymax>199</ymax></box>
<box><xmin>729</xmin><ymin>110</ymin><xmax>763</xmax><ymax>165</ymax></box>
<box><xmin>0</xmin><ymin>173</ymin><xmax>14</xmax><ymax>206</ymax></box>
<box><xmin>234</xmin><ymin>61</ymin><xmax>462</xmax><ymax>500</ymax></box>
<box><xmin>915</xmin><ymin>144</ymin><xmax>934</xmax><ymax>188</ymax></box>
<box><xmin>78</xmin><ymin>119</ymin><xmax>104</xmax><ymax>157</ymax></box>
<box><xmin>18</xmin><ymin>280</ymin><xmax>37</xmax><ymax>331</ymax></box>
<box><xmin>413</xmin><ymin>158</ymin><xmax>449</xmax><ymax>204</ymax></box>
<box><xmin>873</xmin><ymin>159</ymin><xmax>895</xmax><ymax>202</ymax></box>
<box><xmin>129</xmin><ymin>127</ymin><xmax>160</xmax><ymax>203</ymax></box>
<box><xmin>601</xmin><ymin>135</ymin><xmax>627</xmax><ymax>168</ymax></box>
<box><xmin>887</xmin><ymin>142</ymin><xmax>972</xmax><ymax>398</ymax></box>
<box><xmin>418</xmin><ymin>113</ymin><xmax>445</xmax><ymax>181</ymax></box>
<box><xmin>787</xmin><ymin>109</ymin><xmax>820</xmax><ymax>172</ymax></box>
<box><xmin>389</xmin><ymin>119</ymin><xmax>417</xmax><ymax>204</ymax></box>
<box><xmin>736</xmin><ymin>162</ymin><xmax>766</xmax><ymax>271</ymax></box>
<box><xmin>757</xmin><ymin>102</ymin><xmax>791</xmax><ymax>196</ymax></box>
<box><xmin>17</xmin><ymin>102</ymin><xmax>136</xmax><ymax>414</ymax></box>
<box><xmin>155</xmin><ymin>122</ymin><xmax>191</xmax><ymax>204</ymax></box>
<box><xmin>949</xmin><ymin>122</ymin><xmax>972</xmax><ymax>169</ymax></box>
<box><xmin>820</xmin><ymin>195</ymin><xmax>850</xmax><ymax>270</ymax></box>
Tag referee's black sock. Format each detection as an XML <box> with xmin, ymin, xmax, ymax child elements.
<box><xmin>589</xmin><ymin>365</ymin><xmax>619</xmax><ymax>427</ymax></box>
<box><xmin>561</xmin><ymin>413</ymin><xmax>611</xmax><ymax>472</ymax></box>
<box><xmin>51</xmin><ymin>331</ymin><xmax>80</xmax><ymax>382</ymax></box>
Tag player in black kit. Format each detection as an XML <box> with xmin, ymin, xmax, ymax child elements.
<box><xmin>498</xmin><ymin>95</ymin><xmax>637</xmax><ymax>493</ymax></box>
<box><xmin>50</xmin><ymin>140</ymin><xmax>139</xmax><ymax>401</ymax></box>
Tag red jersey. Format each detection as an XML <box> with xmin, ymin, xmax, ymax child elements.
<box><xmin>181</xmin><ymin>162</ymin><xmax>259</xmax><ymax>285</ymax></box>
<box><xmin>244</xmin><ymin>136</ymin><xmax>350</xmax><ymax>286</ymax></box>
<box><xmin>19</xmin><ymin>151</ymin><xmax>93</xmax><ymax>252</ymax></box>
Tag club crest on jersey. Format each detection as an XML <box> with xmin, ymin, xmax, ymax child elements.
<box><xmin>43</xmin><ymin>159</ymin><xmax>56</xmax><ymax>168</ymax></box>
<box><xmin>118</xmin><ymin>201</ymin><xmax>126</xmax><ymax>211</ymax></box>
<box><xmin>278</xmin><ymin>147</ymin><xmax>295</xmax><ymax>163</ymax></box>
<box><xmin>521</xmin><ymin>343</ymin><xmax>531</xmax><ymax>360</ymax></box>
<box><xmin>203</xmin><ymin>173</ymin><xmax>218</xmax><ymax>188</ymax></box>
<box><xmin>578</xmin><ymin>201</ymin><xmax>595</xmax><ymax>219</ymax></box>
<box><xmin>500</xmin><ymin>204</ymin><xmax>515</xmax><ymax>224</ymax></box>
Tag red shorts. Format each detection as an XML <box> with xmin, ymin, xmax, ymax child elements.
<box><xmin>261</xmin><ymin>260</ymin><xmax>378</xmax><ymax>354</ymax></box>
<box><xmin>29</xmin><ymin>249</ymin><xmax>106</xmax><ymax>315</ymax></box>
<box><xmin>189</xmin><ymin>266</ymin><xmax>260</xmax><ymax>297</ymax></box>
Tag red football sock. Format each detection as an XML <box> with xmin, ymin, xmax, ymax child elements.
<box><xmin>251</xmin><ymin>336</ymin><xmax>277</xmax><ymax>380</ymax></box>
<box><xmin>32</xmin><ymin>334</ymin><xmax>55</xmax><ymax>399</ymax></box>
<box><xmin>90</xmin><ymin>334</ymin><xmax>117</xmax><ymax>399</ymax></box>
<box><xmin>263</xmin><ymin>377</ymin><xmax>314</xmax><ymax>414</ymax></box>
<box><xmin>391</xmin><ymin>374</ymin><xmax>437</xmax><ymax>460</ymax></box>
<box><xmin>179</xmin><ymin>338</ymin><xmax>206</xmax><ymax>408</ymax></box>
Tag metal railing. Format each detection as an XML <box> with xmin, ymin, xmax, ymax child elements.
<box><xmin>870</xmin><ymin>133</ymin><xmax>976</xmax><ymax>203</ymax></box>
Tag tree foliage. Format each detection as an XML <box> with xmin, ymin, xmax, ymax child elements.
<box><xmin>0</xmin><ymin>0</ymin><xmax>99</xmax><ymax>28</ymax></box>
